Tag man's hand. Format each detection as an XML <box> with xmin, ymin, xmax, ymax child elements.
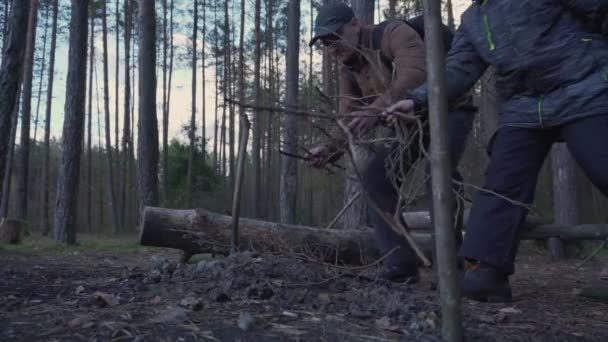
<box><xmin>383</xmin><ymin>99</ymin><xmax>415</xmax><ymax>126</ymax></box>
<box><xmin>307</xmin><ymin>144</ymin><xmax>342</xmax><ymax>169</ymax></box>
<box><xmin>347</xmin><ymin>111</ymin><xmax>379</xmax><ymax>136</ymax></box>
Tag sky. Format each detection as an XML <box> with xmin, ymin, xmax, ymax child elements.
<box><xmin>23</xmin><ymin>0</ymin><xmax>471</xmax><ymax>148</ymax></box>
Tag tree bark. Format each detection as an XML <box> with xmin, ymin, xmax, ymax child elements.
<box><xmin>280</xmin><ymin>0</ymin><xmax>299</xmax><ymax>224</ymax></box>
<box><xmin>252</xmin><ymin>0</ymin><xmax>262</xmax><ymax>218</ymax></box>
<box><xmin>40</xmin><ymin>0</ymin><xmax>58</xmax><ymax>236</ymax></box>
<box><xmin>136</xmin><ymin>0</ymin><xmax>159</xmax><ymax>210</ymax></box>
<box><xmin>422</xmin><ymin>0</ymin><xmax>462</xmax><ymax>339</ymax></box>
<box><xmin>86</xmin><ymin>7</ymin><xmax>94</xmax><ymax>232</ymax></box>
<box><xmin>0</xmin><ymin>0</ymin><xmax>29</xmax><ymax>188</ymax></box>
<box><xmin>1</xmin><ymin>0</ymin><xmax>9</xmax><ymax>52</ymax></box>
<box><xmin>54</xmin><ymin>0</ymin><xmax>89</xmax><ymax>244</ymax></box>
<box><xmin>161</xmin><ymin>0</ymin><xmax>168</xmax><ymax>201</ymax></box>
<box><xmin>350</xmin><ymin>0</ymin><xmax>374</xmax><ymax>26</ymax></box>
<box><xmin>32</xmin><ymin>2</ymin><xmax>48</xmax><ymax>144</ymax></box>
<box><xmin>0</xmin><ymin>83</ymin><xmax>21</xmax><ymax>218</ymax></box>
<box><xmin>102</xmin><ymin>0</ymin><xmax>120</xmax><ymax>234</ymax></box>
<box><xmin>201</xmin><ymin>0</ymin><xmax>206</xmax><ymax>162</ymax></box>
<box><xmin>120</xmin><ymin>0</ymin><xmax>132</xmax><ymax>230</ymax></box>
<box><xmin>15</xmin><ymin>0</ymin><xmax>38</xmax><ymax>221</ymax></box>
<box><xmin>445</xmin><ymin>0</ymin><xmax>455</xmax><ymax>32</ymax></box>
<box><xmin>550</xmin><ymin>144</ymin><xmax>578</xmax><ymax>258</ymax></box>
<box><xmin>341</xmin><ymin>0</ymin><xmax>374</xmax><ymax>230</ymax></box>
<box><xmin>114</xmin><ymin>0</ymin><xmax>120</xmax><ymax>170</ymax></box>
<box><xmin>388</xmin><ymin>0</ymin><xmax>397</xmax><ymax>18</ymax></box>
<box><xmin>265</xmin><ymin>0</ymin><xmax>274</xmax><ymax>220</ymax></box>
<box><xmin>187</xmin><ymin>0</ymin><xmax>198</xmax><ymax>208</ymax></box>
<box><xmin>227</xmin><ymin>0</ymin><xmax>235</xmax><ymax>196</ymax></box>
<box><xmin>164</xmin><ymin>0</ymin><xmax>175</xmax><ymax>203</ymax></box>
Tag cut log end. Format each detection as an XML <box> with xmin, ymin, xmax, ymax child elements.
<box><xmin>0</xmin><ymin>218</ymin><xmax>26</xmax><ymax>245</ymax></box>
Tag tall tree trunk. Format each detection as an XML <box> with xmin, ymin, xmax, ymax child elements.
<box><xmin>238</xmin><ymin>0</ymin><xmax>244</xmax><ymax>150</ymax></box>
<box><xmin>445</xmin><ymin>0</ymin><xmax>455</xmax><ymax>32</ymax></box>
<box><xmin>54</xmin><ymin>0</ymin><xmax>90</xmax><ymax>244</ymax></box>
<box><xmin>187</xmin><ymin>0</ymin><xmax>198</xmax><ymax>207</ymax></box>
<box><xmin>251</xmin><ymin>0</ymin><xmax>261</xmax><ymax>218</ymax></box>
<box><xmin>40</xmin><ymin>0</ymin><xmax>58</xmax><ymax>235</ymax></box>
<box><xmin>32</xmin><ymin>3</ymin><xmax>49</xmax><ymax>144</ymax></box>
<box><xmin>264</xmin><ymin>0</ymin><xmax>274</xmax><ymax>220</ymax></box>
<box><xmin>95</xmin><ymin>64</ymin><xmax>103</xmax><ymax>231</ymax></box>
<box><xmin>161</xmin><ymin>0</ymin><xmax>168</xmax><ymax>201</ymax></box>
<box><xmin>212</xmin><ymin>3</ymin><xmax>219</xmax><ymax>172</ymax></box>
<box><xmin>102</xmin><ymin>0</ymin><xmax>120</xmax><ymax>234</ymax></box>
<box><xmin>307</xmin><ymin>0</ymin><xmax>314</xmax><ymax>224</ymax></box>
<box><xmin>121</xmin><ymin>0</ymin><xmax>132</xmax><ymax>230</ymax></box>
<box><xmin>1</xmin><ymin>0</ymin><xmax>9</xmax><ymax>52</ymax></box>
<box><xmin>129</xmin><ymin>8</ymin><xmax>137</xmax><ymax>228</ymax></box>
<box><xmin>164</xmin><ymin>0</ymin><xmax>175</xmax><ymax>202</ymax></box>
<box><xmin>227</xmin><ymin>0</ymin><xmax>235</xmax><ymax>195</ymax></box>
<box><xmin>114</xmin><ymin>0</ymin><xmax>120</xmax><ymax>166</ymax></box>
<box><xmin>0</xmin><ymin>84</ymin><xmax>21</xmax><ymax>218</ymax></box>
<box><xmin>350</xmin><ymin>0</ymin><xmax>374</xmax><ymax>25</ymax></box>
<box><xmin>341</xmin><ymin>0</ymin><xmax>374</xmax><ymax>229</ymax></box>
<box><xmin>201</xmin><ymin>0</ymin><xmax>206</xmax><ymax>162</ymax></box>
<box><xmin>86</xmin><ymin>7</ymin><xmax>94</xmax><ymax>232</ymax></box>
<box><xmin>15</xmin><ymin>0</ymin><xmax>38</xmax><ymax>221</ymax></box>
<box><xmin>137</xmin><ymin>0</ymin><xmax>159</xmax><ymax>210</ymax></box>
<box><xmin>280</xmin><ymin>0</ymin><xmax>299</xmax><ymax>224</ymax></box>
<box><xmin>388</xmin><ymin>0</ymin><xmax>397</xmax><ymax>18</ymax></box>
<box><xmin>550</xmin><ymin>145</ymin><xmax>577</xmax><ymax>257</ymax></box>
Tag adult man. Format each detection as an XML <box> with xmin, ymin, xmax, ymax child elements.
<box><xmin>387</xmin><ymin>0</ymin><xmax>608</xmax><ymax>302</ymax></box>
<box><xmin>308</xmin><ymin>3</ymin><xmax>476</xmax><ymax>283</ymax></box>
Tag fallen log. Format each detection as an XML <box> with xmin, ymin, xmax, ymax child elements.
<box><xmin>140</xmin><ymin>207</ymin><xmax>608</xmax><ymax>264</ymax></box>
<box><xmin>139</xmin><ymin>207</ymin><xmax>433</xmax><ymax>264</ymax></box>
<box><xmin>402</xmin><ymin>210</ymin><xmax>548</xmax><ymax>231</ymax></box>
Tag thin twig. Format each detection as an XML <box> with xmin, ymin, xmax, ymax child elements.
<box><xmin>326</xmin><ymin>192</ymin><xmax>361</xmax><ymax>228</ymax></box>
<box><xmin>577</xmin><ymin>237</ymin><xmax>608</xmax><ymax>268</ymax></box>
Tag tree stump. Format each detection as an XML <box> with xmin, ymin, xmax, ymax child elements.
<box><xmin>0</xmin><ymin>218</ymin><xmax>26</xmax><ymax>244</ymax></box>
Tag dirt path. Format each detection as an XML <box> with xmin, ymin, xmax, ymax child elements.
<box><xmin>1</xmin><ymin>243</ymin><xmax>607</xmax><ymax>341</ymax></box>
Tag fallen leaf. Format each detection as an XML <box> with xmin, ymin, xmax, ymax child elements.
<box><xmin>68</xmin><ymin>315</ymin><xmax>92</xmax><ymax>328</ymax></box>
<box><xmin>499</xmin><ymin>307</ymin><xmax>522</xmax><ymax>314</ymax></box>
<box><xmin>152</xmin><ymin>306</ymin><xmax>187</xmax><ymax>323</ymax></box>
<box><xmin>75</xmin><ymin>285</ymin><xmax>85</xmax><ymax>294</ymax></box>
<box><xmin>375</xmin><ymin>316</ymin><xmax>398</xmax><ymax>330</ymax></box>
<box><xmin>238</xmin><ymin>312</ymin><xmax>256</xmax><ymax>331</ymax></box>
<box><xmin>281</xmin><ymin>311</ymin><xmax>298</xmax><ymax>318</ymax></box>
<box><xmin>270</xmin><ymin>323</ymin><xmax>306</xmax><ymax>336</ymax></box>
<box><xmin>93</xmin><ymin>292</ymin><xmax>120</xmax><ymax>307</ymax></box>
<box><xmin>478</xmin><ymin>315</ymin><xmax>496</xmax><ymax>324</ymax></box>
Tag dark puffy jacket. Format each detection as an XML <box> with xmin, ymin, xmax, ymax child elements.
<box><xmin>410</xmin><ymin>0</ymin><xmax>608</xmax><ymax>128</ymax></box>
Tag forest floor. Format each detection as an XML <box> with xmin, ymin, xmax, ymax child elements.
<box><xmin>1</xmin><ymin>234</ymin><xmax>608</xmax><ymax>341</ymax></box>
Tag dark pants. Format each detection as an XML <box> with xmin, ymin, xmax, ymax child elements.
<box><xmin>460</xmin><ymin>115</ymin><xmax>608</xmax><ymax>274</ymax></box>
<box><xmin>361</xmin><ymin>110</ymin><xmax>475</xmax><ymax>269</ymax></box>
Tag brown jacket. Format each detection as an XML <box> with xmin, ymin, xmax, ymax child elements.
<box><xmin>327</xmin><ymin>20</ymin><xmax>426</xmax><ymax>147</ymax></box>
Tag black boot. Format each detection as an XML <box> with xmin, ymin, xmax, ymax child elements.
<box><xmin>379</xmin><ymin>264</ymin><xmax>420</xmax><ymax>284</ymax></box>
<box><xmin>462</xmin><ymin>261</ymin><xmax>512</xmax><ymax>302</ymax></box>
<box><xmin>430</xmin><ymin>258</ymin><xmax>464</xmax><ymax>291</ymax></box>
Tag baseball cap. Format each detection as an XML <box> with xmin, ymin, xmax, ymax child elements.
<box><xmin>309</xmin><ymin>3</ymin><xmax>355</xmax><ymax>47</ymax></box>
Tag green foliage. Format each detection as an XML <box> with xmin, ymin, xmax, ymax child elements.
<box><xmin>163</xmin><ymin>135</ymin><xmax>219</xmax><ymax>208</ymax></box>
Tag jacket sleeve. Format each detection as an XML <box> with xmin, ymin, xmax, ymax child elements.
<box><xmin>409</xmin><ymin>26</ymin><xmax>488</xmax><ymax>108</ymax></box>
<box><xmin>560</xmin><ymin>0</ymin><xmax>608</xmax><ymax>14</ymax></box>
<box><xmin>366</xmin><ymin>22</ymin><xmax>427</xmax><ymax>110</ymax></box>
